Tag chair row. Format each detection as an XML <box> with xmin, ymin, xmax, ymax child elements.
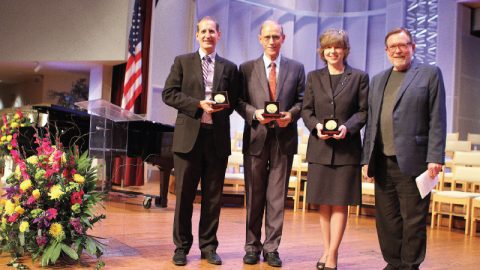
<box><xmin>431</xmin><ymin>190</ymin><xmax>480</xmax><ymax>236</ymax></box>
<box><xmin>440</xmin><ymin>151</ymin><xmax>480</xmax><ymax>192</ymax></box>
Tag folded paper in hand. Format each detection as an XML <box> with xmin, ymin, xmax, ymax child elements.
<box><xmin>415</xmin><ymin>170</ymin><xmax>439</xmax><ymax>199</ymax></box>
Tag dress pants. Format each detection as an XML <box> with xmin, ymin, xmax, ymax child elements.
<box><xmin>172</xmin><ymin>127</ymin><xmax>228</xmax><ymax>253</ymax></box>
<box><xmin>374</xmin><ymin>153</ymin><xmax>430</xmax><ymax>270</ymax></box>
<box><xmin>244</xmin><ymin>129</ymin><xmax>294</xmax><ymax>254</ymax></box>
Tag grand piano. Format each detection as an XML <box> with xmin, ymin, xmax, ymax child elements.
<box><xmin>19</xmin><ymin>102</ymin><xmax>174</xmax><ymax>208</ymax></box>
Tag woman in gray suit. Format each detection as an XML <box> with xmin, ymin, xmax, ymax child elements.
<box><xmin>301</xmin><ymin>29</ymin><xmax>368</xmax><ymax>270</ymax></box>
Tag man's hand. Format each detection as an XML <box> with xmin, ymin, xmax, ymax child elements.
<box><xmin>427</xmin><ymin>163</ymin><xmax>443</xmax><ymax>178</ymax></box>
<box><xmin>362</xmin><ymin>165</ymin><xmax>374</xmax><ymax>182</ymax></box>
<box><xmin>332</xmin><ymin>125</ymin><xmax>347</xmax><ymax>140</ymax></box>
<box><xmin>315</xmin><ymin>123</ymin><xmax>331</xmax><ymax>140</ymax></box>
<box><xmin>254</xmin><ymin>109</ymin><xmax>275</xmax><ymax>125</ymax></box>
<box><xmin>277</xmin><ymin>112</ymin><xmax>292</xmax><ymax>128</ymax></box>
<box><xmin>199</xmin><ymin>100</ymin><xmax>224</xmax><ymax>114</ymax></box>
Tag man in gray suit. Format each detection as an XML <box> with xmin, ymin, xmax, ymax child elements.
<box><xmin>362</xmin><ymin>28</ymin><xmax>446</xmax><ymax>270</ymax></box>
<box><xmin>162</xmin><ymin>16</ymin><xmax>239</xmax><ymax>266</ymax></box>
<box><xmin>236</xmin><ymin>20</ymin><xmax>305</xmax><ymax>267</ymax></box>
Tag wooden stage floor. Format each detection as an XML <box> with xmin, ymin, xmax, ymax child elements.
<box><xmin>1</xmin><ymin>191</ymin><xmax>480</xmax><ymax>269</ymax></box>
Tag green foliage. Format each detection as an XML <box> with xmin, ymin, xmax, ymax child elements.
<box><xmin>0</xmin><ymin>127</ymin><xmax>107</xmax><ymax>269</ymax></box>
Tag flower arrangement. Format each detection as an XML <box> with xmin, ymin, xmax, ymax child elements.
<box><xmin>0</xmin><ymin>126</ymin><xmax>106</xmax><ymax>269</ymax></box>
<box><xmin>0</xmin><ymin>110</ymin><xmax>31</xmax><ymax>158</ymax></box>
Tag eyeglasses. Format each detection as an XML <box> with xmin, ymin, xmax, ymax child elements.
<box><xmin>386</xmin><ymin>42</ymin><xmax>412</xmax><ymax>52</ymax></box>
<box><xmin>262</xmin><ymin>35</ymin><xmax>281</xmax><ymax>42</ymax></box>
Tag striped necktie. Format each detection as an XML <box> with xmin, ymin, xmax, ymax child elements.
<box><xmin>202</xmin><ymin>55</ymin><xmax>212</xmax><ymax>85</ymax></box>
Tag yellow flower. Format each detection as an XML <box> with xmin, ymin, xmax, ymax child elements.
<box><xmin>4</xmin><ymin>200</ymin><xmax>15</xmax><ymax>215</ymax></box>
<box><xmin>32</xmin><ymin>189</ymin><xmax>41</xmax><ymax>199</ymax></box>
<box><xmin>0</xmin><ymin>199</ymin><xmax>6</xmax><ymax>206</ymax></box>
<box><xmin>48</xmin><ymin>185</ymin><xmax>64</xmax><ymax>200</ymax></box>
<box><xmin>15</xmin><ymin>206</ymin><xmax>25</xmax><ymax>215</ymax></box>
<box><xmin>19</xmin><ymin>221</ymin><xmax>29</xmax><ymax>232</ymax></box>
<box><xmin>73</xmin><ymin>174</ymin><xmax>85</xmax><ymax>184</ymax></box>
<box><xmin>49</xmin><ymin>223</ymin><xmax>65</xmax><ymax>240</ymax></box>
<box><xmin>7</xmin><ymin>145</ymin><xmax>12</xmax><ymax>150</ymax></box>
<box><xmin>48</xmin><ymin>153</ymin><xmax>54</xmax><ymax>164</ymax></box>
<box><xmin>26</xmin><ymin>155</ymin><xmax>38</xmax><ymax>165</ymax></box>
<box><xmin>1</xmin><ymin>217</ymin><xmax>6</xmax><ymax>224</ymax></box>
<box><xmin>10</xmin><ymin>122</ymin><xmax>19</xmax><ymax>129</ymax></box>
<box><xmin>14</xmin><ymin>113</ymin><xmax>20</xmax><ymax>120</ymax></box>
<box><xmin>0</xmin><ymin>136</ymin><xmax>5</xmax><ymax>141</ymax></box>
<box><xmin>6</xmin><ymin>135</ymin><xmax>12</xmax><ymax>142</ymax></box>
<box><xmin>14</xmin><ymin>165</ymin><xmax>21</xmax><ymax>178</ymax></box>
<box><xmin>12</xmin><ymin>196</ymin><xmax>20</xmax><ymax>204</ymax></box>
<box><xmin>61</xmin><ymin>153</ymin><xmax>67</xmax><ymax>164</ymax></box>
<box><xmin>20</xmin><ymin>179</ymin><xmax>32</xmax><ymax>192</ymax></box>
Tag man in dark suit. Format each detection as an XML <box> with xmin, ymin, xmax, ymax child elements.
<box><xmin>236</xmin><ymin>20</ymin><xmax>305</xmax><ymax>267</ymax></box>
<box><xmin>362</xmin><ymin>28</ymin><xmax>446</xmax><ymax>270</ymax></box>
<box><xmin>162</xmin><ymin>16</ymin><xmax>239</xmax><ymax>266</ymax></box>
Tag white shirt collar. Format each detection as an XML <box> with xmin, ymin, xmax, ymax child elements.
<box><xmin>199</xmin><ymin>50</ymin><xmax>216</xmax><ymax>62</ymax></box>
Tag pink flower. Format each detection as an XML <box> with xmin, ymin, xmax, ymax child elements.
<box><xmin>70</xmin><ymin>190</ymin><xmax>84</xmax><ymax>205</ymax></box>
<box><xmin>7</xmin><ymin>213</ymin><xmax>19</xmax><ymax>223</ymax></box>
<box><xmin>45</xmin><ymin>208</ymin><xmax>58</xmax><ymax>220</ymax></box>
<box><xmin>26</xmin><ymin>196</ymin><xmax>37</xmax><ymax>205</ymax></box>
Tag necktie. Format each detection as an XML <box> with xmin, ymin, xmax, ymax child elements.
<box><xmin>202</xmin><ymin>56</ymin><xmax>212</xmax><ymax>85</ymax></box>
<box><xmin>268</xmin><ymin>62</ymin><xmax>276</xmax><ymax>101</ymax></box>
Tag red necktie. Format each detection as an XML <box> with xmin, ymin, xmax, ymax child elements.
<box><xmin>268</xmin><ymin>62</ymin><xmax>276</xmax><ymax>101</ymax></box>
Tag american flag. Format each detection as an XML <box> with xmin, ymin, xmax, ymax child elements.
<box><xmin>121</xmin><ymin>0</ymin><xmax>143</xmax><ymax>111</ymax></box>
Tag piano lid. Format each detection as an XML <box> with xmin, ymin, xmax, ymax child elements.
<box><xmin>75</xmin><ymin>99</ymin><xmax>145</xmax><ymax>122</ymax></box>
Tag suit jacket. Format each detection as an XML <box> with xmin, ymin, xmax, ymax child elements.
<box><xmin>361</xmin><ymin>61</ymin><xmax>446</xmax><ymax>177</ymax></box>
<box><xmin>301</xmin><ymin>65</ymin><xmax>369</xmax><ymax>165</ymax></box>
<box><xmin>162</xmin><ymin>51</ymin><xmax>239</xmax><ymax>157</ymax></box>
<box><xmin>236</xmin><ymin>56</ymin><xmax>305</xmax><ymax>156</ymax></box>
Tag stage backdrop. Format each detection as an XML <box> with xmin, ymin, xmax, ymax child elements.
<box><xmin>148</xmin><ymin>0</ymin><xmax>463</xmax><ymax>136</ymax></box>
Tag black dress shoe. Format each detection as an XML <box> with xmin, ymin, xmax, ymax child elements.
<box><xmin>317</xmin><ymin>261</ymin><xmax>326</xmax><ymax>269</ymax></box>
<box><xmin>172</xmin><ymin>248</ymin><xmax>187</xmax><ymax>266</ymax></box>
<box><xmin>264</xmin><ymin>251</ymin><xmax>282</xmax><ymax>267</ymax></box>
<box><xmin>243</xmin><ymin>251</ymin><xmax>260</xmax><ymax>264</ymax></box>
<box><xmin>201</xmin><ymin>250</ymin><xmax>222</xmax><ymax>265</ymax></box>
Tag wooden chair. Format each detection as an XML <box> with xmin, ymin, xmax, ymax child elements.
<box><xmin>441</xmin><ymin>142</ymin><xmax>473</xmax><ymax>190</ymax></box>
<box><xmin>289</xmin><ymin>154</ymin><xmax>308</xmax><ymax>212</ymax></box>
<box><xmin>349</xmin><ymin>174</ymin><xmax>375</xmax><ymax>216</ymax></box>
<box><xmin>431</xmin><ymin>190</ymin><xmax>480</xmax><ymax>234</ymax></box>
<box><xmin>452</xmin><ymin>166</ymin><xmax>480</xmax><ymax>193</ymax></box>
<box><xmin>445</xmin><ymin>140</ymin><xmax>471</xmax><ymax>159</ymax></box>
<box><xmin>230</xmin><ymin>131</ymin><xmax>243</xmax><ymax>152</ymax></box>
<box><xmin>441</xmin><ymin>151</ymin><xmax>480</xmax><ymax>191</ymax></box>
<box><xmin>446</xmin><ymin>132</ymin><xmax>459</xmax><ymax>141</ymax></box>
<box><xmin>470</xmin><ymin>196</ymin><xmax>480</xmax><ymax>236</ymax></box>
<box><xmin>467</xmin><ymin>133</ymin><xmax>480</xmax><ymax>150</ymax></box>
<box><xmin>224</xmin><ymin>151</ymin><xmax>246</xmax><ymax>206</ymax></box>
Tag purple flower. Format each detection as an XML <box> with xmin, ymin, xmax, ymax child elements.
<box><xmin>69</xmin><ymin>218</ymin><xmax>83</xmax><ymax>234</ymax></box>
<box><xmin>36</xmin><ymin>235</ymin><xmax>47</xmax><ymax>247</ymax></box>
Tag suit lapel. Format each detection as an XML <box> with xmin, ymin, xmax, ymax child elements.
<box><xmin>193</xmin><ymin>52</ymin><xmax>204</xmax><ymax>89</ymax></box>
<box><xmin>213</xmin><ymin>55</ymin><xmax>224</xmax><ymax>92</ymax></box>
<box><xmin>319</xmin><ymin>68</ymin><xmax>333</xmax><ymax>99</ymax></box>
<box><xmin>276</xmin><ymin>57</ymin><xmax>289</xmax><ymax>100</ymax></box>
<box><xmin>333</xmin><ymin>66</ymin><xmax>352</xmax><ymax>97</ymax></box>
<box><xmin>393</xmin><ymin>62</ymin><xmax>419</xmax><ymax>109</ymax></box>
<box><xmin>253</xmin><ymin>57</ymin><xmax>270</xmax><ymax>100</ymax></box>
<box><xmin>372</xmin><ymin>68</ymin><xmax>391</xmax><ymax>122</ymax></box>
